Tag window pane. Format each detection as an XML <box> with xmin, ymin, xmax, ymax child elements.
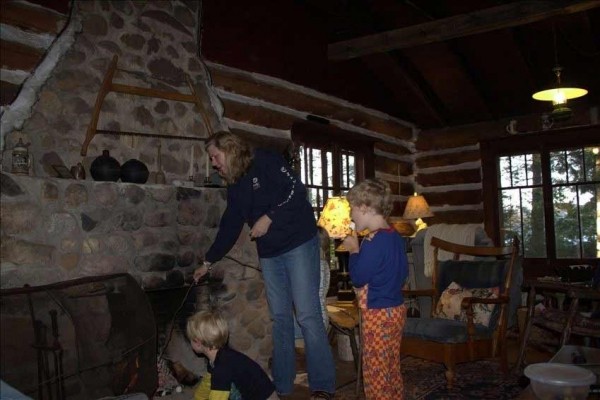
<box><xmin>580</xmin><ymin>183</ymin><xmax>599</xmax><ymax>258</ymax></box>
<box><xmin>311</xmin><ymin>149</ymin><xmax>322</xmax><ymax>186</ymax></box>
<box><xmin>522</xmin><ymin>187</ymin><xmax>546</xmax><ymax>257</ymax></box>
<box><xmin>511</xmin><ymin>155</ymin><xmax>527</xmax><ymax>186</ymax></box>
<box><xmin>550</xmin><ymin>150</ymin><xmax>568</xmax><ymax>184</ymax></box>
<box><xmin>499</xmin><ymin>156</ymin><xmax>512</xmax><ymax>187</ymax></box>
<box><xmin>585</xmin><ymin>147</ymin><xmax>599</xmax><ymax>182</ymax></box>
<box><xmin>326</xmin><ymin>150</ymin><xmax>333</xmax><ymax>187</ymax></box>
<box><xmin>499</xmin><ymin>153</ymin><xmax>541</xmax><ymax>188</ymax></box>
<box><xmin>551</xmin><ymin>148</ymin><xmax>589</xmax><ymax>184</ymax></box>
<box><xmin>499</xmin><ymin>187</ymin><xmax>546</xmax><ymax>257</ymax></box>
<box><xmin>308</xmin><ymin>187</ymin><xmax>318</xmax><ymax>209</ymax></box>
<box><xmin>553</xmin><ymin>186</ymin><xmax>581</xmax><ymax>258</ymax></box>
<box><xmin>499</xmin><ymin>188</ymin><xmax>522</xmax><ymax>245</ymax></box>
<box><xmin>348</xmin><ymin>153</ymin><xmax>355</xmax><ymax>187</ymax></box>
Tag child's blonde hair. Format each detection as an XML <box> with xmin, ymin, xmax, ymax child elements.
<box><xmin>186</xmin><ymin>310</ymin><xmax>229</xmax><ymax>350</ymax></box>
<box><xmin>346</xmin><ymin>178</ymin><xmax>393</xmax><ymax>218</ymax></box>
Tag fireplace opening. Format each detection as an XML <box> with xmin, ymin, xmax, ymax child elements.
<box><xmin>0</xmin><ymin>274</ymin><xmax>157</xmax><ymax>399</ymax></box>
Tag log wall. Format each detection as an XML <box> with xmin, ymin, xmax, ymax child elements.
<box><xmin>206</xmin><ymin>62</ymin><xmax>417</xmax><ymax>218</ymax></box>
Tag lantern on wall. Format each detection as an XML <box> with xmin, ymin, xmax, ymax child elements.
<box><xmin>12</xmin><ymin>138</ymin><xmax>31</xmax><ymax>175</ymax></box>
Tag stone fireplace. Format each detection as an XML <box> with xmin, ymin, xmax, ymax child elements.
<box><xmin>1</xmin><ymin>2</ymin><xmax>275</xmax><ymax>397</ymax></box>
<box><xmin>1</xmin><ymin>172</ymin><xmax>273</xmax><ymax>397</ymax></box>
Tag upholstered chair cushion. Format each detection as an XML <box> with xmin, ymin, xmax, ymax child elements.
<box><xmin>403</xmin><ymin>317</ymin><xmax>492</xmax><ymax>343</ymax></box>
<box><xmin>433</xmin><ymin>281</ymin><xmax>500</xmax><ymax>327</ymax></box>
<box><xmin>436</xmin><ymin>260</ymin><xmax>507</xmax><ymax>293</ymax></box>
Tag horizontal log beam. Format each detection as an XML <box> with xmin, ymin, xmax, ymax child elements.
<box><xmin>428</xmin><ymin>210</ymin><xmax>484</xmax><ymax>225</ymax></box>
<box><xmin>0</xmin><ymin>40</ymin><xmax>44</xmax><ymax>71</ymax></box>
<box><xmin>375</xmin><ymin>156</ymin><xmax>412</xmax><ymax>176</ymax></box>
<box><xmin>229</xmin><ymin>128</ymin><xmax>291</xmax><ymax>153</ymax></box>
<box><xmin>375</xmin><ymin>141</ymin><xmax>412</xmax><ymax>156</ymax></box>
<box><xmin>425</xmin><ymin>190</ymin><xmax>483</xmax><ymax>207</ymax></box>
<box><xmin>0</xmin><ymin>80</ymin><xmax>20</xmax><ymax>106</ymax></box>
<box><xmin>417</xmin><ymin>127</ymin><xmax>481</xmax><ymax>152</ymax></box>
<box><xmin>208</xmin><ymin>65</ymin><xmax>413</xmax><ymax>141</ymax></box>
<box><xmin>418</xmin><ymin>168</ymin><xmax>481</xmax><ymax>187</ymax></box>
<box><xmin>328</xmin><ymin>0</ymin><xmax>600</xmax><ymax>60</ymax></box>
<box><xmin>416</xmin><ymin>149</ymin><xmax>481</xmax><ymax>168</ymax></box>
<box><xmin>221</xmin><ymin>98</ymin><xmax>299</xmax><ymax>130</ymax></box>
<box><xmin>0</xmin><ymin>2</ymin><xmax>68</xmax><ymax>34</ymax></box>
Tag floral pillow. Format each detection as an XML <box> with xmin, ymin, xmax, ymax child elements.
<box><xmin>434</xmin><ymin>281</ymin><xmax>500</xmax><ymax>327</ymax></box>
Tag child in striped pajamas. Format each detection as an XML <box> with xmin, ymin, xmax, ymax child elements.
<box><xmin>342</xmin><ymin>178</ymin><xmax>409</xmax><ymax>400</ymax></box>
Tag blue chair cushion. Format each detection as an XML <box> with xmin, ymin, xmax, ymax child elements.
<box><xmin>403</xmin><ymin>317</ymin><xmax>494</xmax><ymax>343</ymax></box>
<box><xmin>437</xmin><ymin>260</ymin><xmax>507</xmax><ymax>293</ymax></box>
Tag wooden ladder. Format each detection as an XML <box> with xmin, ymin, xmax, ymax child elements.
<box><xmin>80</xmin><ymin>54</ymin><xmax>214</xmax><ymax>156</ymax></box>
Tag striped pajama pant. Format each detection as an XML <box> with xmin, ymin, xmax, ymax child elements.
<box><xmin>360</xmin><ymin>304</ymin><xmax>407</xmax><ymax>400</ymax></box>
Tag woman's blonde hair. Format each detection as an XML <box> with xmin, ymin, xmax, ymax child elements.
<box><xmin>346</xmin><ymin>178</ymin><xmax>393</xmax><ymax>218</ymax></box>
<box><xmin>206</xmin><ymin>131</ymin><xmax>253</xmax><ymax>184</ymax></box>
<box><xmin>186</xmin><ymin>310</ymin><xmax>229</xmax><ymax>350</ymax></box>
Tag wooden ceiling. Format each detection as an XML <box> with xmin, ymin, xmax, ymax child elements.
<box><xmin>201</xmin><ymin>0</ymin><xmax>600</xmax><ymax>129</ymax></box>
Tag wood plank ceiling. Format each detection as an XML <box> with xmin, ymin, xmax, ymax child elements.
<box><xmin>201</xmin><ymin>0</ymin><xmax>600</xmax><ymax>129</ymax></box>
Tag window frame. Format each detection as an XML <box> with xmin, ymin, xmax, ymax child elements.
<box><xmin>481</xmin><ymin>125</ymin><xmax>600</xmax><ymax>277</ymax></box>
<box><xmin>291</xmin><ymin>120</ymin><xmax>376</xmax><ymax>216</ymax></box>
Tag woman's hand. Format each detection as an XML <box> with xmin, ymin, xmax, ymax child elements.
<box><xmin>341</xmin><ymin>232</ymin><xmax>359</xmax><ymax>254</ymax></box>
<box><xmin>193</xmin><ymin>263</ymin><xmax>210</xmax><ymax>283</ymax></box>
<box><xmin>250</xmin><ymin>214</ymin><xmax>272</xmax><ymax>239</ymax></box>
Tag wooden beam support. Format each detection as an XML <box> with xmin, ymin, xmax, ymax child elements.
<box><xmin>328</xmin><ymin>0</ymin><xmax>600</xmax><ymax>60</ymax></box>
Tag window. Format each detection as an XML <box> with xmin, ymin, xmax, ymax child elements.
<box><xmin>299</xmin><ymin>145</ymin><xmax>356</xmax><ymax>218</ymax></box>
<box><xmin>291</xmin><ymin>121</ymin><xmax>375</xmax><ymax>219</ymax></box>
<box><xmin>498</xmin><ymin>148</ymin><xmax>598</xmax><ymax>259</ymax></box>
<box><xmin>482</xmin><ymin>127</ymin><xmax>599</xmax><ymax>270</ymax></box>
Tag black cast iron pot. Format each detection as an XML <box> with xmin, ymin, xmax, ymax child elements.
<box><xmin>121</xmin><ymin>159</ymin><xmax>149</xmax><ymax>184</ymax></box>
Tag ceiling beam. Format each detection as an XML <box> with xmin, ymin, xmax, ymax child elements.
<box><xmin>328</xmin><ymin>0</ymin><xmax>600</xmax><ymax>60</ymax></box>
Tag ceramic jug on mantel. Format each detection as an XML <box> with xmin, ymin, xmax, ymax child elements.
<box><xmin>90</xmin><ymin>150</ymin><xmax>120</xmax><ymax>181</ymax></box>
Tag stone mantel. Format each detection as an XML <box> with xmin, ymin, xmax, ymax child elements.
<box><xmin>0</xmin><ymin>171</ymin><xmax>232</xmax><ymax>289</ymax></box>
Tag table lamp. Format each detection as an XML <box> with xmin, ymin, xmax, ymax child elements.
<box><xmin>317</xmin><ymin>197</ymin><xmax>355</xmax><ymax>301</ymax></box>
<box><xmin>403</xmin><ymin>192</ymin><xmax>433</xmax><ymax>234</ymax></box>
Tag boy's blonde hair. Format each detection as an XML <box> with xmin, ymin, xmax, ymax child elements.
<box><xmin>346</xmin><ymin>178</ymin><xmax>392</xmax><ymax>218</ymax></box>
<box><xmin>205</xmin><ymin>131</ymin><xmax>253</xmax><ymax>185</ymax></box>
<box><xmin>186</xmin><ymin>310</ymin><xmax>229</xmax><ymax>350</ymax></box>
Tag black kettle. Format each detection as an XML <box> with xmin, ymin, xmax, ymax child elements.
<box><xmin>90</xmin><ymin>150</ymin><xmax>121</xmax><ymax>181</ymax></box>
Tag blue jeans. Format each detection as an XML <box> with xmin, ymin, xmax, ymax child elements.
<box><xmin>261</xmin><ymin>235</ymin><xmax>336</xmax><ymax>395</ymax></box>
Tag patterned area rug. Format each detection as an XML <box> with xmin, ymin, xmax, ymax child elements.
<box><xmin>330</xmin><ymin>357</ymin><xmax>524</xmax><ymax>400</ymax></box>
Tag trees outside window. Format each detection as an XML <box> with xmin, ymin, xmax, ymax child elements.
<box><xmin>481</xmin><ymin>127</ymin><xmax>599</xmax><ymax>275</ymax></box>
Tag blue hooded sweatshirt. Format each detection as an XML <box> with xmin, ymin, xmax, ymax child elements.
<box><xmin>205</xmin><ymin>148</ymin><xmax>316</xmax><ymax>262</ymax></box>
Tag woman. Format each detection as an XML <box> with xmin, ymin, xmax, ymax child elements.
<box><xmin>194</xmin><ymin>132</ymin><xmax>335</xmax><ymax>400</ymax></box>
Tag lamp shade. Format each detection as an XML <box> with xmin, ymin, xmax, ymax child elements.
<box><xmin>532</xmin><ymin>87</ymin><xmax>587</xmax><ymax>103</ymax></box>
<box><xmin>532</xmin><ymin>66</ymin><xmax>587</xmax><ymax>118</ymax></box>
<box><xmin>317</xmin><ymin>197</ymin><xmax>352</xmax><ymax>239</ymax></box>
<box><xmin>402</xmin><ymin>193</ymin><xmax>433</xmax><ymax>220</ymax></box>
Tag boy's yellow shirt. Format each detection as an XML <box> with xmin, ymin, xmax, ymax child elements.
<box><xmin>194</xmin><ymin>372</ymin><xmax>229</xmax><ymax>400</ymax></box>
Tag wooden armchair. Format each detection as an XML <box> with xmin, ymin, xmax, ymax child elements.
<box><xmin>401</xmin><ymin>236</ymin><xmax>520</xmax><ymax>388</ymax></box>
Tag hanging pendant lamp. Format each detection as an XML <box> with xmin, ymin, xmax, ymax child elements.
<box><xmin>532</xmin><ymin>27</ymin><xmax>587</xmax><ymax>121</ymax></box>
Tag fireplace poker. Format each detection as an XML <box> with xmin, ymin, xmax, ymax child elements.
<box><xmin>33</xmin><ymin>320</ymin><xmax>54</xmax><ymax>400</ymax></box>
<box><xmin>27</xmin><ymin>292</ymin><xmax>46</xmax><ymax>400</ymax></box>
<box><xmin>50</xmin><ymin>310</ymin><xmax>66</xmax><ymax>400</ymax></box>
